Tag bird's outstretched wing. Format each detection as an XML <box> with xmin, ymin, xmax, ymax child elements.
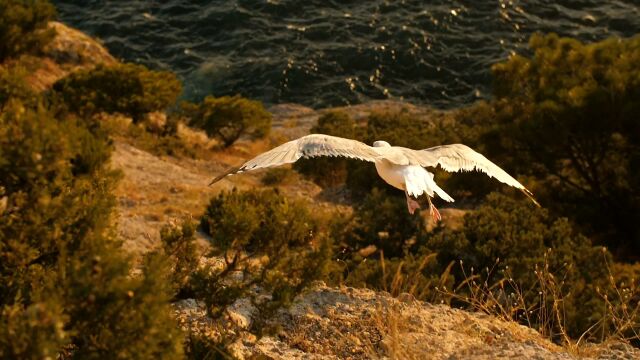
<box><xmin>401</xmin><ymin>144</ymin><xmax>540</xmax><ymax>206</ymax></box>
<box><xmin>209</xmin><ymin>134</ymin><xmax>381</xmax><ymax>185</ymax></box>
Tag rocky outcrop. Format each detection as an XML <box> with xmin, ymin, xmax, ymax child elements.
<box><xmin>175</xmin><ymin>284</ymin><xmax>640</xmax><ymax>360</ymax></box>
<box><xmin>24</xmin><ymin>21</ymin><xmax>116</xmax><ymax>91</ymax></box>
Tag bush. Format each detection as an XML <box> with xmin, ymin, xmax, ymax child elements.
<box><xmin>160</xmin><ymin>218</ymin><xmax>199</xmax><ymax>296</ymax></box>
<box><xmin>261</xmin><ymin>167</ymin><xmax>293</xmax><ymax>186</ymax></box>
<box><xmin>53</xmin><ymin>63</ymin><xmax>182</xmax><ymax>123</ymax></box>
<box><xmin>482</xmin><ymin>34</ymin><xmax>640</xmax><ymax>259</ymax></box>
<box><xmin>329</xmin><ymin>187</ymin><xmax>449</xmax><ymax>299</ymax></box>
<box><xmin>426</xmin><ymin>192</ymin><xmax>612</xmax><ymax>339</ymax></box>
<box><xmin>106</xmin><ymin>115</ymin><xmax>199</xmax><ymax>159</ymax></box>
<box><xmin>0</xmin><ymin>0</ymin><xmax>56</xmax><ymax>62</ymax></box>
<box><xmin>341</xmin><ymin>188</ymin><xmax>428</xmax><ymax>259</ymax></box>
<box><xmin>197</xmin><ymin>188</ymin><xmax>333</xmax><ymax>328</ymax></box>
<box><xmin>183</xmin><ymin>95</ymin><xmax>271</xmax><ymax>147</ymax></box>
<box><xmin>0</xmin><ymin>290</ymin><xmax>68</xmax><ymax>359</ymax></box>
<box><xmin>342</xmin><ymin>250</ymin><xmax>447</xmax><ymax>302</ymax></box>
<box><xmin>201</xmin><ymin>188</ymin><xmax>318</xmax><ymax>253</ymax></box>
<box><xmin>0</xmin><ymin>66</ymin><xmax>37</xmax><ymax>109</ymax></box>
<box><xmin>0</xmin><ymin>101</ymin><xmax>184</xmax><ymax>358</ymax></box>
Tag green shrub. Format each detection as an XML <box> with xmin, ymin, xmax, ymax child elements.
<box><xmin>183</xmin><ymin>95</ymin><xmax>271</xmax><ymax>147</ymax></box>
<box><xmin>160</xmin><ymin>219</ymin><xmax>199</xmax><ymax>296</ymax></box>
<box><xmin>329</xmin><ymin>187</ymin><xmax>446</xmax><ymax>298</ymax></box>
<box><xmin>0</xmin><ymin>66</ymin><xmax>38</xmax><ymax>109</ymax></box>
<box><xmin>65</xmin><ymin>248</ymin><xmax>184</xmax><ymax>359</ymax></box>
<box><xmin>112</xmin><ymin>118</ymin><xmax>198</xmax><ymax>159</ymax></box>
<box><xmin>0</xmin><ymin>101</ymin><xmax>184</xmax><ymax>358</ymax></box>
<box><xmin>482</xmin><ymin>33</ymin><xmax>640</xmax><ymax>258</ymax></box>
<box><xmin>342</xmin><ymin>250</ymin><xmax>448</xmax><ymax>302</ymax></box>
<box><xmin>426</xmin><ymin>192</ymin><xmax>611</xmax><ymax>338</ymax></box>
<box><xmin>53</xmin><ymin>63</ymin><xmax>182</xmax><ymax>123</ymax></box>
<box><xmin>0</xmin><ymin>0</ymin><xmax>56</xmax><ymax>62</ymax></box>
<box><xmin>201</xmin><ymin>189</ymin><xmax>318</xmax><ymax>252</ymax></box>
<box><xmin>341</xmin><ymin>188</ymin><xmax>428</xmax><ymax>259</ymax></box>
<box><xmin>197</xmin><ymin>188</ymin><xmax>333</xmax><ymax>328</ymax></box>
<box><xmin>361</xmin><ymin>110</ymin><xmax>434</xmax><ymax>150</ymax></box>
<box><xmin>261</xmin><ymin>167</ymin><xmax>293</xmax><ymax>186</ymax></box>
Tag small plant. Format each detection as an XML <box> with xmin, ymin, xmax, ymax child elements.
<box><xmin>261</xmin><ymin>167</ymin><xmax>293</xmax><ymax>186</ymax></box>
<box><xmin>440</xmin><ymin>251</ymin><xmax>640</xmax><ymax>353</ymax></box>
<box><xmin>0</xmin><ymin>0</ymin><xmax>56</xmax><ymax>62</ymax></box>
<box><xmin>344</xmin><ymin>250</ymin><xmax>449</xmax><ymax>303</ymax></box>
<box><xmin>343</xmin><ymin>188</ymin><xmax>428</xmax><ymax>259</ymax></box>
<box><xmin>53</xmin><ymin>63</ymin><xmax>182</xmax><ymax>123</ymax></box>
<box><xmin>0</xmin><ymin>66</ymin><xmax>37</xmax><ymax>109</ymax></box>
<box><xmin>196</xmin><ymin>188</ymin><xmax>333</xmax><ymax>331</ymax></box>
<box><xmin>183</xmin><ymin>95</ymin><xmax>271</xmax><ymax>147</ymax></box>
<box><xmin>160</xmin><ymin>218</ymin><xmax>199</xmax><ymax>297</ymax></box>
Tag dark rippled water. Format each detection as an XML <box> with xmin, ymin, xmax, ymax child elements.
<box><xmin>53</xmin><ymin>1</ymin><xmax>640</xmax><ymax>108</ymax></box>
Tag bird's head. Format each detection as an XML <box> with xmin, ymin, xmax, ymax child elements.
<box><xmin>373</xmin><ymin>140</ymin><xmax>391</xmax><ymax>148</ymax></box>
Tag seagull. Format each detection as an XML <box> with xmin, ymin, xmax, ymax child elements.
<box><xmin>209</xmin><ymin>134</ymin><xmax>539</xmax><ymax>221</ymax></box>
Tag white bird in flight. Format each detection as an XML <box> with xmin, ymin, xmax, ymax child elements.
<box><xmin>209</xmin><ymin>134</ymin><xmax>539</xmax><ymax>221</ymax></box>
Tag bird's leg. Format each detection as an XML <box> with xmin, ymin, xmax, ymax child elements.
<box><xmin>426</xmin><ymin>196</ymin><xmax>442</xmax><ymax>223</ymax></box>
<box><xmin>405</xmin><ymin>191</ymin><xmax>421</xmax><ymax>215</ymax></box>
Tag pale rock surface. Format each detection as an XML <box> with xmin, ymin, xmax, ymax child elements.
<box><xmin>175</xmin><ymin>283</ymin><xmax>640</xmax><ymax>360</ymax></box>
<box><xmin>25</xmin><ymin>21</ymin><xmax>116</xmax><ymax>91</ymax></box>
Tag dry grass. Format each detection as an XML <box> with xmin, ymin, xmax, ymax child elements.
<box><xmin>432</xmin><ymin>250</ymin><xmax>640</xmax><ymax>357</ymax></box>
<box><xmin>345</xmin><ymin>247</ymin><xmax>640</xmax><ymax>359</ymax></box>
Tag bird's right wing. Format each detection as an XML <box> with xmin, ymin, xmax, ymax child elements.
<box><xmin>210</xmin><ymin>134</ymin><xmax>381</xmax><ymax>185</ymax></box>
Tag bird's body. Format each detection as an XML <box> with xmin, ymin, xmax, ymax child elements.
<box><xmin>209</xmin><ymin>134</ymin><xmax>539</xmax><ymax>219</ymax></box>
<box><xmin>374</xmin><ymin>159</ymin><xmax>407</xmax><ymax>191</ymax></box>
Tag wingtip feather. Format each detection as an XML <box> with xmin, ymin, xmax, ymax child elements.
<box><xmin>208</xmin><ymin>166</ymin><xmax>242</xmax><ymax>186</ymax></box>
<box><xmin>521</xmin><ymin>188</ymin><xmax>541</xmax><ymax>207</ymax></box>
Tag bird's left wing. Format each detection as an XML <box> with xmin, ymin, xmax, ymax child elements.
<box><xmin>209</xmin><ymin>134</ymin><xmax>381</xmax><ymax>185</ymax></box>
<box><xmin>402</xmin><ymin>144</ymin><xmax>539</xmax><ymax>206</ymax></box>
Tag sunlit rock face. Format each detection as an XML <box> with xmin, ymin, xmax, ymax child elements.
<box><xmin>24</xmin><ymin>21</ymin><xmax>117</xmax><ymax>91</ymax></box>
<box><xmin>174</xmin><ymin>283</ymin><xmax>640</xmax><ymax>360</ymax></box>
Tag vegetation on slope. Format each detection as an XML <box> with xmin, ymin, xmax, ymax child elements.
<box><xmin>0</xmin><ymin>0</ymin><xmax>56</xmax><ymax>62</ymax></box>
<box><xmin>182</xmin><ymin>95</ymin><xmax>272</xmax><ymax>147</ymax></box>
<box><xmin>53</xmin><ymin>63</ymin><xmax>182</xmax><ymax>123</ymax></box>
<box><xmin>1</xmin><ymin>0</ymin><xmax>639</xmax><ymax>357</ymax></box>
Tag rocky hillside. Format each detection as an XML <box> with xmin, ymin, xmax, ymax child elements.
<box><xmin>175</xmin><ymin>283</ymin><xmax>639</xmax><ymax>359</ymax></box>
<box><xmin>24</xmin><ymin>21</ymin><xmax>640</xmax><ymax>360</ymax></box>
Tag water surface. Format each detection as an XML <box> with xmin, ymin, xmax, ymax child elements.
<box><xmin>54</xmin><ymin>0</ymin><xmax>640</xmax><ymax>108</ymax></box>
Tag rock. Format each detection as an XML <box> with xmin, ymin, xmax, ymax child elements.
<box><xmin>25</xmin><ymin>21</ymin><xmax>116</xmax><ymax>91</ymax></box>
<box><xmin>0</xmin><ymin>196</ymin><xmax>6</xmax><ymax>215</ymax></box>
<box><xmin>183</xmin><ymin>284</ymin><xmax>640</xmax><ymax>360</ymax></box>
<box><xmin>397</xmin><ymin>292</ymin><xmax>416</xmax><ymax>303</ymax></box>
<box><xmin>227</xmin><ymin>298</ymin><xmax>256</xmax><ymax>329</ymax></box>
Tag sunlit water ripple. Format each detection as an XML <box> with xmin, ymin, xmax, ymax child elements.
<box><xmin>53</xmin><ymin>0</ymin><xmax>640</xmax><ymax>109</ymax></box>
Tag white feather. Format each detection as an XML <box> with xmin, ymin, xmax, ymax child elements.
<box><xmin>209</xmin><ymin>134</ymin><xmax>537</xmax><ymax>207</ymax></box>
